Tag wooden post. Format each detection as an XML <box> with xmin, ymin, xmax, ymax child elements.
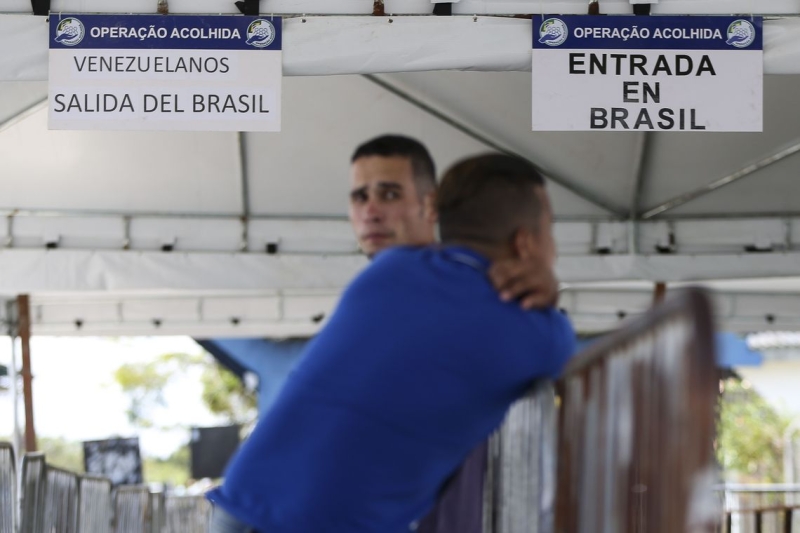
<box><xmin>17</xmin><ymin>294</ymin><xmax>36</xmax><ymax>452</ymax></box>
<box><xmin>652</xmin><ymin>282</ymin><xmax>667</xmax><ymax>307</ymax></box>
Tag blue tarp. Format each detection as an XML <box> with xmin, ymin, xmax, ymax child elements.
<box><xmin>201</xmin><ymin>331</ymin><xmax>762</xmax><ymax>415</ymax></box>
<box><xmin>196</xmin><ymin>338</ymin><xmax>308</xmax><ymax>415</ymax></box>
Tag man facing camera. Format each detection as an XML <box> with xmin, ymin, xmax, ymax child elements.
<box><xmin>207</xmin><ymin>153</ymin><xmax>576</xmax><ymax>533</ymax></box>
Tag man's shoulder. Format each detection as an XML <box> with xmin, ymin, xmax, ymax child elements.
<box><xmin>370</xmin><ymin>245</ymin><xmax>430</xmax><ymax>266</ymax></box>
<box><xmin>356</xmin><ymin>246</ymin><xmax>434</xmax><ymax>282</ymax></box>
<box><xmin>339</xmin><ymin>246</ymin><xmax>432</xmax><ymax>303</ymax></box>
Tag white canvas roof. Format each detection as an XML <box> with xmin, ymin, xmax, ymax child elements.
<box><xmin>1</xmin><ymin>1</ymin><xmax>800</xmax><ymax>336</ymax></box>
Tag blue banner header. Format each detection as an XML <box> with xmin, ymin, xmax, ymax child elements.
<box><xmin>49</xmin><ymin>14</ymin><xmax>282</xmax><ymax>51</ymax></box>
<box><xmin>533</xmin><ymin>15</ymin><xmax>762</xmax><ymax>51</ymax></box>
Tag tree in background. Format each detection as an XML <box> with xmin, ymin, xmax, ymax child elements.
<box><xmin>717</xmin><ymin>377</ymin><xmax>800</xmax><ymax>483</ymax></box>
<box><xmin>113</xmin><ymin>351</ymin><xmax>256</xmax><ymax>484</ymax></box>
<box><xmin>114</xmin><ymin>352</ymin><xmax>257</xmax><ymax>427</ymax></box>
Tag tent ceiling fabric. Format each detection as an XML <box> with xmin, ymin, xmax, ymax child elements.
<box><xmin>1</xmin><ymin>108</ymin><xmax>243</xmax><ymax>214</ymax></box>
<box><xmin>2</xmin><ymin>5</ymin><xmax>800</xmax><ymax>335</ymax></box>
<box><xmin>8</xmin><ymin>72</ymin><xmax>800</xmax><ymax>220</ymax></box>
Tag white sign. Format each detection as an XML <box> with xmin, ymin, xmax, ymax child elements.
<box><xmin>49</xmin><ymin>14</ymin><xmax>282</xmax><ymax>131</ymax></box>
<box><xmin>532</xmin><ymin>16</ymin><xmax>763</xmax><ymax>132</ymax></box>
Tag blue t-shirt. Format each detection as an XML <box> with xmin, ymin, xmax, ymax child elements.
<box><xmin>207</xmin><ymin>246</ymin><xmax>576</xmax><ymax>533</ymax></box>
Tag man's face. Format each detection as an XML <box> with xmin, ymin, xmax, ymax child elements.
<box><xmin>349</xmin><ymin>155</ymin><xmax>436</xmax><ymax>257</ymax></box>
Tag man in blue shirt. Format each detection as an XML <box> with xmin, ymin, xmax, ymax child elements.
<box><xmin>349</xmin><ymin>135</ymin><xmax>560</xmax><ymax>533</ymax></box>
<box><xmin>207</xmin><ymin>153</ymin><xmax>576</xmax><ymax>533</ymax></box>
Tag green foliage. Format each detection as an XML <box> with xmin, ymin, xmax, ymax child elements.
<box><xmin>200</xmin><ymin>364</ymin><xmax>257</xmax><ymax>422</ymax></box>
<box><xmin>143</xmin><ymin>445</ymin><xmax>190</xmax><ymax>486</ymax></box>
<box><xmin>717</xmin><ymin>378</ymin><xmax>799</xmax><ymax>483</ymax></box>
<box><xmin>38</xmin><ymin>436</ymin><xmax>84</xmax><ymax>472</ymax></box>
<box><xmin>113</xmin><ymin>351</ymin><xmax>256</xmax><ymax>428</ymax></box>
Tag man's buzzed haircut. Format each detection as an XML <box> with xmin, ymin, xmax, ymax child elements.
<box><xmin>437</xmin><ymin>154</ymin><xmax>546</xmax><ymax>245</ymax></box>
<box><xmin>351</xmin><ymin>135</ymin><xmax>437</xmax><ymax>196</ymax></box>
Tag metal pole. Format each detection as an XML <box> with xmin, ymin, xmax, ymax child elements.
<box><xmin>9</xmin><ymin>331</ymin><xmax>22</xmax><ymax>457</ymax></box>
<box><xmin>17</xmin><ymin>294</ymin><xmax>36</xmax><ymax>452</ymax></box>
<box><xmin>238</xmin><ymin>132</ymin><xmax>251</xmax><ymax>252</ymax></box>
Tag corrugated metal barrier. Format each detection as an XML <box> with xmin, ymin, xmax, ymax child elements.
<box><xmin>0</xmin><ymin>442</ymin><xmax>16</xmax><ymax>533</ymax></box>
<box><xmin>164</xmin><ymin>496</ymin><xmax>211</xmax><ymax>533</ymax></box>
<box><xmin>20</xmin><ymin>453</ymin><xmax>46</xmax><ymax>533</ymax></box>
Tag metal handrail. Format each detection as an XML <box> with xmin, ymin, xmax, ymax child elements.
<box><xmin>555</xmin><ymin>288</ymin><xmax>719</xmax><ymax>533</ymax></box>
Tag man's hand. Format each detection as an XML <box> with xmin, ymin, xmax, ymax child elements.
<box><xmin>488</xmin><ymin>228</ymin><xmax>560</xmax><ymax>310</ymax></box>
<box><xmin>488</xmin><ymin>255</ymin><xmax>559</xmax><ymax>310</ymax></box>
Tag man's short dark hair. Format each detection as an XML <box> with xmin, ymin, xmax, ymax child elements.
<box><xmin>351</xmin><ymin>135</ymin><xmax>436</xmax><ymax>196</ymax></box>
<box><xmin>437</xmin><ymin>154</ymin><xmax>546</xmax><ymax>245</ymax></box>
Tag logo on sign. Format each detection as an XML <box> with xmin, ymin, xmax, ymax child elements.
<box><xmin>539</xmin><ymin>18</ymin><xmax>568</xmax><ymax>47</ymax></box>
<box><xmin>54</xmin><ymin>17</ymin><xmax>86</xmax><ymax>46</ymax></box>
<box><xmin>726</xmin><ymin>19</ymin><xmax>756</xmax><ymax>48</ymax></box>
<box><xmin>245</xmin><ymin>19</ymin><xmax>276</xmax><ymax>48</ymax></box>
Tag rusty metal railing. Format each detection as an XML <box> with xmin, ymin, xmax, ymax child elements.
<box><xmin>722</xmin><ymin>506</ymin><xmax>800</xmax><ymax>533</ymax></box>
<box><xmin>0</xmin><ymin>442</ymin><xmax>16</xmax><ymax>533</ymax></box>
<box><xmin>555</xmin><ymin>288</ymin><xmax>719</xmax><ymax>533</ymax></box>
<box><xmin>717</xmin><ymin>484</ymin><xmax>800</xmax><ymax>532</ymax></box>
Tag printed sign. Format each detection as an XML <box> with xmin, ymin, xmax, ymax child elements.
<box><xmin>83</xmin><ymin>437</ymin><xmax>143</xmax><ymax>487</ymax></box>
<box><xmin>532</xmin><ymin>16</ymin><xmax>763</xmax><ymax>132</ymax></box>
<box><xmin>49</xmin><ymin>14</ymin><xmax>282</xmax><ymax>131</ymax></box>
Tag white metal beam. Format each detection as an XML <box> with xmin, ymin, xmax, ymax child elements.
<box><xmin>0</xmin><ymin>248</ymin><xmax>800</xmax><ymax>297</ymax></box>
<box><xmin>3</xmin><ymin>211</ymin><xmax>799</xmax><ymax>256</ymax></box>
<box><xmin>23</xmin><ymin>286</ymin><xmax>800</xmax><ymax>337</ymax></box>
<box><xmin>642</xmin><ymin>137</ymin><xmax>800</xmax><ymax>219</ymax></box>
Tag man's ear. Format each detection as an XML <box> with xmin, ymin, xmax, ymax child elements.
<box><xmin>423</xmin><ymin>191</ymin><xmax>438</xmax><ymax>223</ymax></box>
<box><xmin>512</xmin><ymin>227</ymin><xmax>536</xmax><ymax>260</ymax></box>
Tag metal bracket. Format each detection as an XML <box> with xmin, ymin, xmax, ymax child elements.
<box><xmin>235</xmin><ymin>0</ymin><xmax>260</xmax><ymax>16</ymax></box>
<box><xmin>433</xmin><ymin>3</ymin><xmax>453</xmax><ymax>16</ymax></box>
<box><xmin>31</xmin><ymin>0</ymin><xmax>50</xmax><ymax>16</ymax></box>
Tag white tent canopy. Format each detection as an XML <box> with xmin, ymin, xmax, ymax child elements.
<box><xmin>1</xmin><ymin>1</ymin><xmax>800</xmax><ymax>335</ymax></box>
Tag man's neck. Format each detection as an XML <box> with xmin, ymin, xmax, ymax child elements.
<box><xmin>443</xmin><ymin>239</ymin><xmax>514</xmax><ymax>262</ymax></box>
